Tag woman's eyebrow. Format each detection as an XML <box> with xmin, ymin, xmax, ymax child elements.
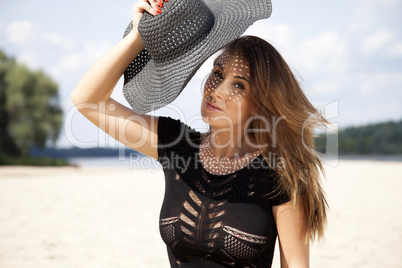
<box><xmin>216</xmin><ymin>62</ymin><xmax>250</xmax><ymax>84</ymax></box>
<box><xmin>234</xmin><ymin>75</ymin><xmax>250</xmax><ymax>84</ymax></box>
<box><xmin>216</xmin><ymin>62</ymin><xmax>224</xmax><ymax>70</ymax></box>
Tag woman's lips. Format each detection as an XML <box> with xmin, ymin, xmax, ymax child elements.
<box><xmin>206</xmin><ymin>102</ymin><xmax>223</xmax><ymax>112</ymax></box>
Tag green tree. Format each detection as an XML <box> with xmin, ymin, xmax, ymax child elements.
<box><xmin>315</xmin><ymin>120</ymin><xmax>402</xmax><ymax>155</ymax></box>
<box><xmin>0</xmin><ymin>49</ymin><xmax>63</xmax><ymax>157</ymax></box>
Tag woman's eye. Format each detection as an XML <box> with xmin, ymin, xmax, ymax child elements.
<box><xmin>213</xmin><ymin>71</ymin><xmax>223</xmax><ymax>79</ymax></box>
<box><xmin>234</xmin><ymin>83</ymin><xmax>245</xmax><ymax>90</ymax></box>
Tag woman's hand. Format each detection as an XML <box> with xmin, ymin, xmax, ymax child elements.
<box><xmin>132</xmin><ymin>0</ymin><xmax>167</xmax><ymax>37</ymax></box>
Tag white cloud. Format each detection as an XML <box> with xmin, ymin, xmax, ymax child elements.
<box><xmin>83</xmin><ymin>41</ymin><xmax>114</xmax><ymax>61</ymax></box>
<box><xmin>50</xmin><ymin>40</ymin><xmax>114</xmax><ymax>80</ymax></box>
<box><xmin>244</xmin><ymin>21</ymin><xmax>294</xmax><ymax>59</ymax></box>
<box><xmin>5</xmin><ymin>21</ymin><xmax>34</xmax><ymax>45</ymax></box>
<box><xmin>297</xmin><ymin>32</ymin><xmax>347</xmax><ymax>73</ymax></box>
<box><xmin>311</xmin><ymin>80</ymin><xmax>339</xmax><ymax>94</ymax></box>
<box><xmin>43</xmin><ymin>32</ymin><xmax>75</xmax><ymax>50</ymax></box>
<box><xmin>245</xmin><ymin>21</ymin><xmax>294</xmax><ymax>46</ymax></box>
<box><xmin>388</xmin><ymin>42</ymin><xmax>402</xmax><ymax>57</ymax></box>
<box><xmin>348</xmin><ymin>1</ymin><xmax>400</xmax><ymax>33</ymax></box>
<box><xmin>359</xmin><ymin>72</ymin><xmax>402</xmax><ymax>96</ymax></box>
<box><xmin>353</xmin><ymin>100</ymin><xmax>401</xmax><ymax>125</ymax></box>
<box><xmin>17</xmin><ymin>52</ymin><xmax>39</xmax><ymax>70</ymax></box>
<box><xmin>43</xmin><ymin>32</ymin><xmax>63</xmax><ymax>44</ymax></box>
<box><xmin>361</xmin><ymin>30</ymin><xmax>397</xmax><ymax>55</ymax></box>
<box><xmin>59</xmin><ymin>52</ymin><xmax>86</xmax><ymax>72</ymax></box>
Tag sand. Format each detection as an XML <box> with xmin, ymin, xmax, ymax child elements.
<box><xmin>0</xmin><ymin>160</ymin><xmax>401</xmax><ymax>268</ymax></box>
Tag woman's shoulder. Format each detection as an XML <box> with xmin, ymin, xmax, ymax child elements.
<box><xmin>157</xmin><ymin>116</ymin><xmax>202</xmax><ymax>148</ymax></box>
<box><xmin>158</xmin><ymin>116</ymin><xmax>200</xmax><ymax>135</ymax></box>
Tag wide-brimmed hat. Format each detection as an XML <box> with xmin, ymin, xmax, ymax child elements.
<box><xmin>123</xmin><ymin>0</ymin><xmax>272</xmax><ymax>114</ymax></box>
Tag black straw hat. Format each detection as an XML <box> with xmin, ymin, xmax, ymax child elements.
<box><xmin>123</xmin><ymin>0</ymin><xmax>272</xmax><ymax>114</ymax></box>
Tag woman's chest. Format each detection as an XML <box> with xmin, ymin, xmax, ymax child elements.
<box><xmin>159</xmin><ymin>169</ymin><xmax>277</xmax><ymax>264</ymax></box>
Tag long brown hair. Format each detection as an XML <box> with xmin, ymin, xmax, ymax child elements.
<box><xmin>220</xmin><ymin>36</ymin><xmax>328</xmax><ymax>241</ymax></box>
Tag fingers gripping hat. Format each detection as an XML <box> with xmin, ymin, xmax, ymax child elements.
<box><xmin>123</xmin><ymin>0</ymin><xmax>272</xmax><ymax>114</ymax></box>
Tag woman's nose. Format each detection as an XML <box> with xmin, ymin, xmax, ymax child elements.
<box><xmin>211</xmin><ymin>80</ymin><xmax>229</xmax><ymax>99</ymax></box>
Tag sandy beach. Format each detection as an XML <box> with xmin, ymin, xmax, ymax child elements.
<box><xmin>0</xmin><ymin>160</ymin><xmax>401</xmax><ymax>268</ymax></box>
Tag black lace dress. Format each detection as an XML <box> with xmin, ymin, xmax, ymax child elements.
<box><xmin>157</xmin><ymin>117</ymin><xmax>289</xmax><ymax>268</ymax></box>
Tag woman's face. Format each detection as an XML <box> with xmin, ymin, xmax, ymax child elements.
<box><xmin>201</xmin><ymin>51</ymin><xmax>256</xmax><ymax>131</ymax></box>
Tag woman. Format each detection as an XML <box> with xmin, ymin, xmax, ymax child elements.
<box><xmin>71</xmin><ymin>0</ymin><xmax>328</xmax><ymax>267</ymax></box>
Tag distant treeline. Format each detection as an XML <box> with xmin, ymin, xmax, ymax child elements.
<box><xmin>315</xmin><ymin>119</ymin><xmax>402</xmax><ymax>155</ymax></box>
<box><xmin>31</xmin><ymin>147</ymin><xmax>143</xmax><ymax>159</ymax></box>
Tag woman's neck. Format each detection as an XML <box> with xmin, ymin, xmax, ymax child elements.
<box><xmin>208</xmin><ymin>128</ymin><xmax>257</xmax><ymax>159</ymax></box>
<box><xmin>200</xmin><ymin>129</ymin><xmax>260</xmax><ymax>176</ymax></box>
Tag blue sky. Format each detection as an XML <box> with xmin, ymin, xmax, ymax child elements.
<box><xmin>1</xmin><ymin>0</ymin><xmax>401</xmax><ymax>148</ymax></box>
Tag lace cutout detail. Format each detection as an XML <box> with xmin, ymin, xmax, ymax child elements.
<box><xmin>189</xmin><ymin>190</ymin><xmax>202</xmax><ymax>207</ymax></box>
<box><xmin>194</xmin><ymin>179</ymin><xmax>207</xmax><ymax>195</ymax></box>
<box><xmin>223</xmin><ymin>226</ymin><xmax>267</xmax><ymax>244</ymax></box>
<box><xmin>224</xmin><ymin>235</ymin><xmax>259</xmax><ymax>261</ymax></box>
<box><xmin>160</xmin><ymin>216</ymin><xmax>179</xmax><ymax>226</ymax></box>
<box><xmin>183</xmin><ymin>200</ymin><xmax>199</xmax><ymax>217</ymax></box>
<box><xmin>161</xmin><ymin>224</ymin><xmax>175</xmax><ymax>244</ymax></box>
<box><xmin>180</xmin><ymin>213</ymin><xmax>196</xmax><ymax>227</ymax></box>
<box><xmin>212</xmin><ymin>186</ymin><xmax>233</xmax><ymax>198</ymax></box>
<box><xmin>181</xmin><ymin>225</ymin><xmax>194</xmax><ymax>236</ymax></box>
<box><xmin>160</xmin><ymin>217</ymin><xmax>179</xmax><ymax>245</ymax></box>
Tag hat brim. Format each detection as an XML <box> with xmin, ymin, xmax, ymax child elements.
<box><xmin>123</xmin><ymin>0</ymin><xmax>272</xmax><ymax>114</ymax></box>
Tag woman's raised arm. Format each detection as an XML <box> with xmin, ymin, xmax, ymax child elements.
<box><xmin>70</xmin><ymin>1</ymin><xmax>163</xmax><ymax>159</ymax></box>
